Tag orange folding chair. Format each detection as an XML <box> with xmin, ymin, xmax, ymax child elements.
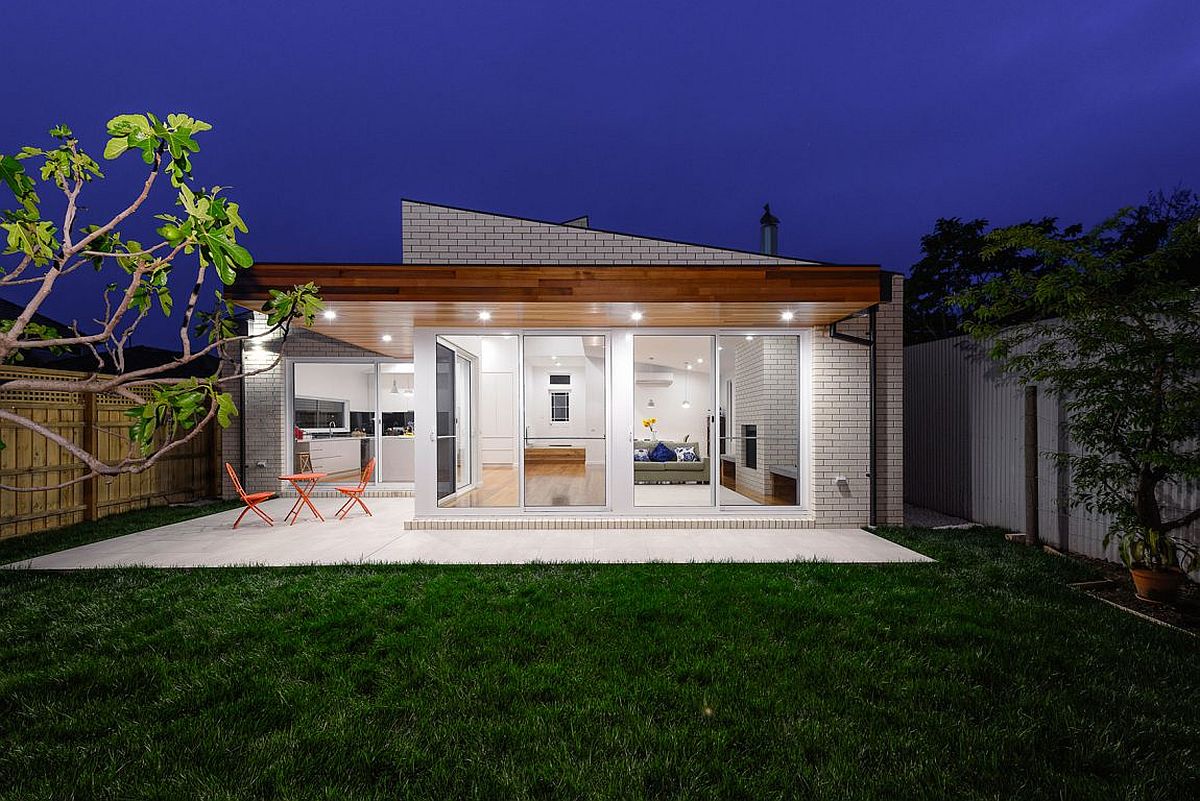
<box><xmin>226</xmin><ymin>462</ymin><xmax>276</xmax><ymax>528</ymax></box>
<box><xmin>335</xmin><ymin>458</ymin><xmax>375</xmax><ymax>520</ymax></box>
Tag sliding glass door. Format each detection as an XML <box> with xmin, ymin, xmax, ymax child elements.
<box><xmin>717</xmin><ymin>335</ymin><xmax>804</xmax><ymax>506</ymax></box>
<box><xmin>632</xmin><ymin>335</ymin><xmax>716</xmax><ymax>508</ymax></box>
<box><xmin>434</xmin><ymin>342</ymin><xmax>457</xmax><ymax>501</ymax></box>
<box><xmin>522</xmin><ymin>335</ymin><xmax>607</xmax><ymax>508</ymax></box>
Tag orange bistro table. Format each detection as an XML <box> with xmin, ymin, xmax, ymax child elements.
<box><xmin>279</xmin><ymin>472</ymin><xmax>327</xmax><ymax>525</ymax></box>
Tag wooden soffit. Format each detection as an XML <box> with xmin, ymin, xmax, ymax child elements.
<box><xmin>230</xmin><ymin>262</ymin><xmax>882</xmax><ymax>359</ymax></box>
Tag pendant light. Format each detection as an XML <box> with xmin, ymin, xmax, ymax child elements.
<box><xmin>681</xmin><ymin>362</ymin><xmax>691</xmax><ymax>409</ymax></box>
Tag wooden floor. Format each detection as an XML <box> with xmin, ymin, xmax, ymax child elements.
<box><xmin>440</xmin><ymin>464</ymin><xmax>606</xmax><ymax>508</ymax></box>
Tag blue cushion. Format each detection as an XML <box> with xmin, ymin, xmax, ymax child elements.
<box><xmin>675</xmin><ymin>446</ymin><xmax>699</xmax><ymax>462</ymax></box>
<box><xmin>649</xmin><ymin>441</ymin><xmax>676</xmax><ymax>462</ymax></box>
<box><xmin>633</xmin><ymin>448</ymin><xmax>650</xmax><ymax>462</ymax></box>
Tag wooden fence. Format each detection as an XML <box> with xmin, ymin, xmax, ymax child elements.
<box><xmin>0</xmin><ymin>365</ymin><xmax>221</xmax><ymax>539</ymax></box>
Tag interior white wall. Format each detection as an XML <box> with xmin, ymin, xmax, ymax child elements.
<box><xmin>632</xmin><ymin>367</ymin><xmax>711</xmax><ymax>444</ymax></box>
<box><xmin>293</xmin><ymin>363</ymin><xmax>375</xmax><ymax>410</ymax></box>
<box><xmin>378</xmin><ymin>372</ymin><xmax>414</xmax><ymax>413</ymax></box>
<box><xmin>524</xmin><ymin>358</ymin><xmax>606</xmax><ymax>463</ymax></box>
<box><xmin>480</xmin><ymin>337</ymin><xmax>519</xmax><ymax>465</ymax></box>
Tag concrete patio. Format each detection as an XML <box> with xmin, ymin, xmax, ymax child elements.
<box><xmin>5</xmin><ymin>498</ymin><xmax>931</xmax><ymax>569</ymax></box>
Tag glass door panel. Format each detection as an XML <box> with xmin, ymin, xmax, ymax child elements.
<box><xmin>522</xmin><ymin>335</ymin><xmax>607</xmax><ymax>507</ymax></box>
<box><xmin>454</xmin><ymin>353</ymin><xmax>472</xmax><ymax>490</ymax></box>
<box><xmin>434</xmin><ymin>342</ymin><xmax>456</xmax><ymax>501</ymax></box>
<box><xmin>633</xmin><ymin>335</ymin><xmax>715</xmax><ymax>507</ymax></box>
<box><xmin>378</xmin><ymin>362</ymin><xmax>415</xmax><ymax>483</ymax></box>
<box><xmin>435</xmin><ymin>335</ymin><xmax>520</xmax><ymax>508</ymax></box>
<box><xmin>717</xmin><ymin>335</ymin><xmax>802</xmax><ymax>506</ymax></box>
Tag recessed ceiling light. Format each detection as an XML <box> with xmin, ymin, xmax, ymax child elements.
<box><xmin>696</xmin><ymin>358</ymin><xmax>703</xmax><ymax>364</ymax></box>
<box><xmin>745</xmin><ymin>335</ymin><xmax>755</xmax><ymax>341</ymax></box>
<box><xmin>685</xmin><ymin>362</ymin><xmax>693</xmax><ymax>370</ymax></box>
<box><xmin>630</xmin><ymin>311</ymin><xmax>643</xmax><ymax>322</ymax></box>
<box><xmin>478</xmin><ymin>310</ymin><xmax>492</xmax><ymax>321</ymax></box>
<box><xmin>780</xmin><ymin>310</ymin><xmax>794</xmax><ymax>322</ymax></box>
<box><xmin>381</xmin><ymin>334</ymin><xmax>393</xmax><ymax>343</ymax></box>
<box><xmin>322</xmin><ymin>309</ymin><xmax>337</xmax><ymax>320</ymax></box>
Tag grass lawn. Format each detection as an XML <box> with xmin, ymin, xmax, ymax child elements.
<box><xmin>1</xmin><ymin>518</ymin><xmax>1197</xmax><ymax>800</ymax></box>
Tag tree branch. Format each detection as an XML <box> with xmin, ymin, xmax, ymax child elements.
<box><xmin>1162</xmin><ymin>506</ymin><xmax>1200</xmax><ymax>533</ymax></box>
<box><xmin>0</xmin><ymin>401</ymin><xmax>219</xmax><ymax>493</ymax></box>
<box><xmin>0</xmin><ymin>152</ymin><xmax>161</xmax><ymax>349</ymax></box>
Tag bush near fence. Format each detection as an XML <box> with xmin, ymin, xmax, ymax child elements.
<box><xmin>0</xmin><ymin>366</ymin><xmax>221</xmax><ymax>539</ymax></box>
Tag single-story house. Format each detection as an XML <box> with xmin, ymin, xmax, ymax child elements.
<box><xmin>223</xmin><ymin>200</ymin><xmax>903</xmax><ymax>528</ymax></box>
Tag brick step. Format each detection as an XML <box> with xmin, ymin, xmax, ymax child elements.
<box><xmin>405</xmin><ymin>516</ymin><xmax>816</xmax><ymax>531</ymax></box>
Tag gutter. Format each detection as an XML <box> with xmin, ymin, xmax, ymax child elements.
<box><xmin>828</xmin><ymin>305</ymin><xmax>878</xmax><ymax>526</ymax></box>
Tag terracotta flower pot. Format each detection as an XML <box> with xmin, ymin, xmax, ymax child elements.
<box><xmin>1129</xmin><ymin>567</ymin><xmax>1186</xmax><ymax>603</ymax></box>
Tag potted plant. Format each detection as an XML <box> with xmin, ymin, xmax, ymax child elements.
<box><xmin>1107</xmin><ymin>523</ymin><xmax>1198</xmax><ymax>603</ymax></box>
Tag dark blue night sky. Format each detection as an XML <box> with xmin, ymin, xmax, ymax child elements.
<box><xmin>3</xmin><ymin>1</ymin><xmax>1198</xmax><ymax>335</ymax></box>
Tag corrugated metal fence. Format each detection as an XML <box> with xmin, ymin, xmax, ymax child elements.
<box><xmin>905</xmin><ymin>334</ymin><xmax>1199</xmax><ymax>563</ymax></box>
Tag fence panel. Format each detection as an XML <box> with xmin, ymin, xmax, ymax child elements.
<box><xmin>905</xmin><ymin>335</ymin><xmax>1199</xmax><ymax>565</ymax></box>
<box><xmin>0</xmin><ymin>366</ymin><xmax>220</xmax><ymax>539</ymax></box>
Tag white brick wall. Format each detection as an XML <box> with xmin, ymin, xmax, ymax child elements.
<box><xmin>811</xmin><ymin>319</ymin><xmax>872</xmax><ymax>525</ymax></box>
<box><xmin>808</xmin><ymin>274</ymin><xmax>905</xmax><ymax>526</ymax></box>
<box><xmin>402</xmin><ymin>200</ymin><xmax>817</xmax><ymax>265</ymax></box>
<box><xmin>875</xmin><ymin>275</ymin><xmax>905</xmax><ymax>525</ymax></box>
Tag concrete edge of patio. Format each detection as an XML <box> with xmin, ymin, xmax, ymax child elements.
<box><xmin>3</xmin><ymin>497</ymin><xmax>934</xmax><ymax>570</ymax></box>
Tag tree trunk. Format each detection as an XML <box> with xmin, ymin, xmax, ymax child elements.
<box><xmin>1024</xmin><ymin>385</ymin><xmax>1040</xmax><ymax>546</ymax></box>
<box><xmin>1134</xmin><ymin>466</ymin><xmax>1163</xmax><ymax>531</ymax></box>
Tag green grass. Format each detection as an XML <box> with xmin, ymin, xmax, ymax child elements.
<box><xmin>1</xmin><ymin>523</ymin><xmax>1197</xmax><ymax>800</ymax></box>
<box><xmin>0</xmin><ymin>500</ymin><xmax>239</xmax><ymax>565</ymax></box>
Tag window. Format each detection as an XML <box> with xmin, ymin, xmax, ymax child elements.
<box><xmin>549</xmin><ymin>374</ymin><xmax>571</xmax><ymax>385</ymax></box>
<box><xmin>549</xmin><ymin>390</ymin><xmax>570</xmax><ymax>422</ymax></box>
<box><xmin>294</xmin><ymin>396</ymin><xmax>349</xmax><ymax>432</ymax></box>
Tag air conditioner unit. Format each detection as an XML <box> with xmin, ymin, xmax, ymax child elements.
<box><xmin>635</xmin><ymin>372</ymin><xmax>675</xmax><ymax>386</ymax></box>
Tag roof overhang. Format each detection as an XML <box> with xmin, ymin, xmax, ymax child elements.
<box><xmin>230</xmin><ymin>262</ymin><xmax>883</xmax><ymax>359</ymax></box>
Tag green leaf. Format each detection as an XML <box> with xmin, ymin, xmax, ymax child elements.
<box><xmin>103</xmin><ymin>138</ymin><xmax>129</xmax><ymax>159</ymax></box>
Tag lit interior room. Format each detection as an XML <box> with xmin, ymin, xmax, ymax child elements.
<box><xmin>290</xmin><ymin>362</ymin><xmax>414</xmax><ymax>485</ymax></box>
